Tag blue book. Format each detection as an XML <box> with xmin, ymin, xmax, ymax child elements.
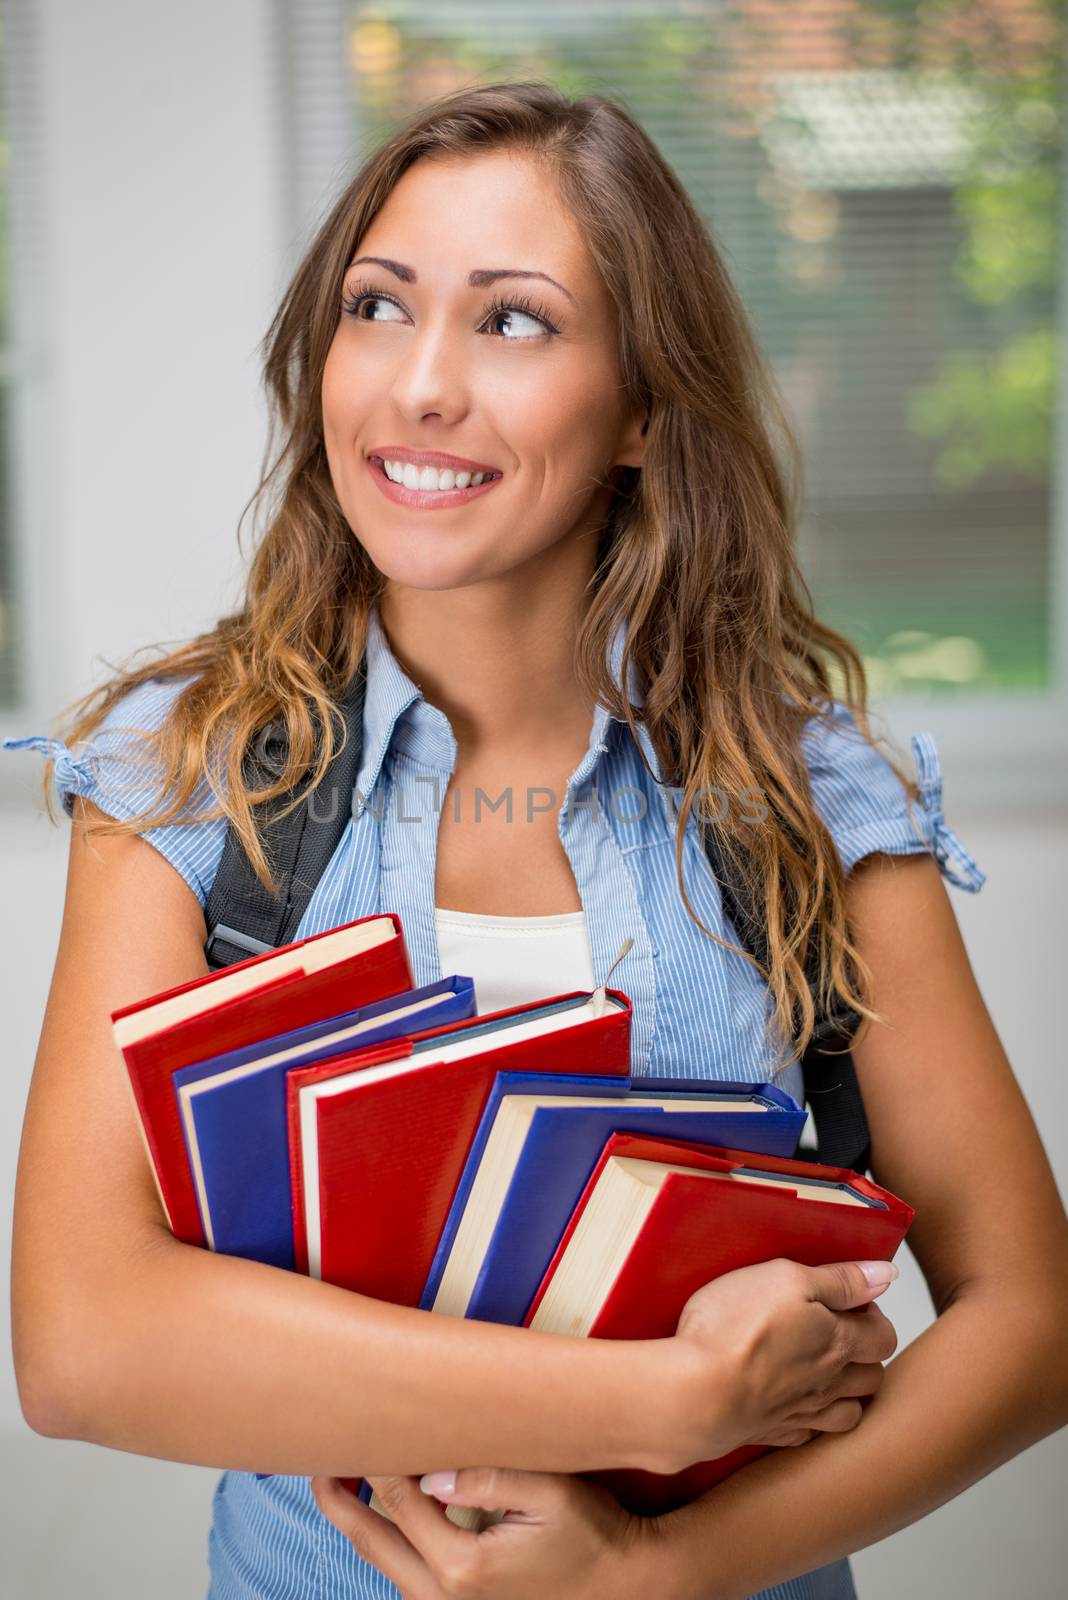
<box><xmin>419</xmin><ymin>1070</ymin><xmax>629</xmax><ymax>1311</ymax></box>
<box><xmin>420</xmin><ymin>1072</ymin><xmax>806</xmax><ymax>1327</ymax></box>
<box><xmin>173</xmin><ymin>975</ymin><xmax>477</xmax><ymax>1270</ymax></box>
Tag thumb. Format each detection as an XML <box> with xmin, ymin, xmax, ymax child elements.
<box><xmin>419</xmin><ymin>1465</ymin><xmax>558</xmax><ymax>1513</ymax></box>
<box><xmin>806</xmin><ymin>1259</ymin><xmax>899</xmax><ymax>1309</ymax></box>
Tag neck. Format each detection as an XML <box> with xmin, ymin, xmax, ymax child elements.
<box><xmin>375</xmin><ymin>569</ymin><xmax>599</xmax><ymax>762</ymax></box>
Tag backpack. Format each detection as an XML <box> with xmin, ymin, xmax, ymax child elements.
<box><xmin>203</xmin><ymin>660</ymin><xmax>871</xmax><ymax>1173</ymax></box>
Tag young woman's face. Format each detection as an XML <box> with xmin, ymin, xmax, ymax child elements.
<box><xmin>321</xmin><ymin>149</ymin><xmax>645</xmax><ymax>594</ymax></box>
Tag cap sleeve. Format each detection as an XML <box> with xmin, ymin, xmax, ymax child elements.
<box><xmin>800</xmin><ymin>702</ymin><xmax>986</xmax><ymax>893</ymax></box>
<box><xmin>2</xmin><ymin>676</ymin><xmax>229</xmax><ymax>909</ymax></box>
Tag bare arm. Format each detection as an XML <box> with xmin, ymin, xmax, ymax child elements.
<box><xmin>652</xmin><ymin>854</ymin><xmax>1068</xmax><ymax>1599</ymax></box>
<box><xmin>16</xmin><ymin>800</ymin><xmax>897</xmax><ymax>1485</ymax></box>
<box><xmin>13</xmin><ymin>799</ymin><xmax>672</xmax><ymax>1479</ymax></box>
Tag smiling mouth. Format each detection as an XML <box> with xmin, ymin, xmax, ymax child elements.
<box><xmin>370</xmin><ymin>455</ymin><xmax>503</xmax><ymax>490</ymax></box>
<box><xmin>366</xmin><ymin>455</ymin><xmax>505</xmax><ymax>509</ymax></box>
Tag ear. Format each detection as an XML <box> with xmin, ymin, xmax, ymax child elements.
<box><xmin>612</xmin><ymin>406</ymin><xmax>649</xmax><ymax>472</ymax></box>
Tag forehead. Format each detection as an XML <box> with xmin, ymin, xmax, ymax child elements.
<box><xmin>354</xmin><ymin>150</ymin><xmax>602</xmax><ymax>299</ymax></box>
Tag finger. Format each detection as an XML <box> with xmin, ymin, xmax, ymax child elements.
<box><xmin>832</xmin><ymin>1360</ymin><xmax>885</xmax><ymax>1400</ymax></box>
<box><xmin>755</xmin><ymin>1427</ymin><xmax>818</xmax><ymax>1447</ymax></box>
<box><xmin>801</xmin><ymin>1397</ymin><xmax>864</xmax><ymax>1434</ymax></box>
<box><xmin>804</xmin><ymin>1259</ymin><xmax>899</xmax><ymax>1310</ymax></box>
<box><xmin>309</xmin><ymin>1476</ymin><xmax>431</xmax><ymax>1596</ymax></box>
<box><xmin>368</xmin><ymin>1473</ymin><xmax>486</xmax><ymax>1572</ymax></box>
<box><xmin>420</xmin><ymin>1465</ymin><xmax>566</xmax><ymax>1517</ymax></box>
<box><xmin>840</xmin><ymin>1301</ymin><xmax>899</xmax><ymax>1364</ymax></box>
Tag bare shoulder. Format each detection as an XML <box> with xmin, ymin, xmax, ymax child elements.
<box><xmin>845</xmin><ymin>852</ymin><xmax>1068</xmax><ymax>1317</ymax></box>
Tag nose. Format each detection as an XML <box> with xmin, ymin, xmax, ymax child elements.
<box><xmin>388</xmin><ymin>310</ymin><xmax>470</xmax><ymax>426</ymax></box>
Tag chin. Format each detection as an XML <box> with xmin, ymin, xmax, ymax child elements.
<box><xmin>345</xmin><ymin>502</ymin><xmax>560</xmax><ymax>592</ymax></box>
<box><xmin>351</xmin><ymin>535</ymin><xmax>495</xmax><ymax>593</ymax></box>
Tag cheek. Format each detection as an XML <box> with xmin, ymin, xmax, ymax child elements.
<box><xmin>321</xmin><ymin>334</ymin><xmax>378</xmax><ymax>444</ymax></box>
<box><xmin>321</xmin><ymin>347</ymin><xmax>352</xmax><ymax>442</ymax></box>
<box><xmin>520</xmin><ymin>363</ymin><xmax>621</xmax><ymax>467</ymax></box>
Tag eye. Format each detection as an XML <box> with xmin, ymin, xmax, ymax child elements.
<box><xmin>339</xmin><ymin>278</ymin><xmax>559</xmax><ymax>340</ymax></box>
<box><xmin>339</xmin><ymin>281</ymin><xmax>407</xmax><ymax>324</ymax></box>
<box><xmin>481</xmin><ymin>293</ymin><xmax>558</xmax><ymax>340</ymax></box>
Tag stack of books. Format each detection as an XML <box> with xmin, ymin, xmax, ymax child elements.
<box><xmin>111</xmin><ymin>912</ymin><xmax>913</xmax><ymax>1526</ymax></box>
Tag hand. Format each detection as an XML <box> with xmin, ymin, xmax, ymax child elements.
<box><xmin>310</xmin><ymin>1468</ymin><xmax>652</xmax><ymax>1600</ymax></box>
<box><xmin>660</xmin><ymin>1257</ymin><xmax>900</xmax><ymax>1473</ymax></box>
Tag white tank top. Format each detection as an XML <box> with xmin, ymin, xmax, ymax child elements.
<box><xmin>434</xmin><ymin>906</ymin><xmax>596</xmax><ymax>1016</ymax></box>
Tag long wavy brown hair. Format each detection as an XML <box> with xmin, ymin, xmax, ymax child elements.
<box><xmin>41</xmin><ymin>79</ymin><xmax>924</xmax><ymax>1073</ymax></box>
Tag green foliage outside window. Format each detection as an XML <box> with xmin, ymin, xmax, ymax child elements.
<box><xmin>346</xmin><ymin>0</ymin><xmax>1063</xmax><ymax>697</ymax></box>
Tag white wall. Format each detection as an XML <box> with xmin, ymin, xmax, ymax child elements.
<box><xmin>0</xmin><ymin>0</ymin><xmax>288</xmax><ymax>1412</ymax></box>
<box><xmin>0</xmin><ymin>0</ymin><xmax>288</xmax><ymax>738</ymax></box>
<box><xmin>0</xmin><ymin>3</ymin><xmax>1066</xmax><ymax>1595</ymax></box>
<box><xmin>0</xmin><ymin>0</ymin><xmax>287</xmax><ymax>1581</ymax></box>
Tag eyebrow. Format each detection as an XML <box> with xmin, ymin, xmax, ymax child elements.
<box><xmin>347</xmin><ymin>256</ymin><xmax>577</xmax><ymax>306</ymax></box>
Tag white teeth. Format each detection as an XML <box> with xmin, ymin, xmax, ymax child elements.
<box><xmin>382</xmin><ymin>458</ymin><xmax>494</xmax><ymax>492</ymax></box>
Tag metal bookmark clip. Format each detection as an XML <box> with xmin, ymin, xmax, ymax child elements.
<box><xmin>590</xmin><ymin>935</ymin><xmax>634</xmax><ymax>1017</ymax></box>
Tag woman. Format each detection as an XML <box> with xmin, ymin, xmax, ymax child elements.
<box><xmin>6</xmin><ymin>81</ymin><xmax>1067</xmax><ymax>1600</ymax></box>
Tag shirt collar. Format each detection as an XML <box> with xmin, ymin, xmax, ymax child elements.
<box><xmin>607</xmin><ymin>614</ymin><xmax>644</xmax><ymax>713</ymax></box>
<box><xmin>605</xmin><ymin>616</ymin><xmax>669</xmax><ymax>787</ymax></box>
<box><xmin>357</xmin><ymin>604</ymin><xmax>668</xmax><ymax>793</ymax></box>
<box><xmin>354</xmin><ymin>605</ymin><xmax>424</xmax><ymax>799</ymax></box>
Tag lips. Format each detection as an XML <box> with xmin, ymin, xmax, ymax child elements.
<box><xmin>367</xmin><ymin>447</ymin><xmax>502</xmax><ymax>477</ymax></box>
<box><xmin>366</xmin><ymin>453</ymin><xmax>504</xmax><ymax>511</ymax></box>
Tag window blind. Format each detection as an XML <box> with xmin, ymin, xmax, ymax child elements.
<box><xmin>284</xmin><ymin>0</ymin><xmax>1063</xmax><ymax>699</ymax></box>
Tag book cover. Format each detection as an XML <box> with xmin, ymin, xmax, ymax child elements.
<box><xmin>523</xmin><ymin>1131</ymin><xmax>913</xmax><ymax>1516</ymax></box>
<box><xmin>419</xmin><ymin>1068</ymin><xmax>632</xmax><ymax>1313</ymax></box>
<box><xmin>431</xmin><ymin>1077</ymin><xmax>807</xmax><ymax>1326</ymax></box>
<box><xmin>288</xmin><ymin>990</ymin><xmax>633</xmax><ymax>1301</ymax></box>
<box><xmin>110</xmin><ymin>913</ymin><xmax>413</xmax><ymax>1245</ymax></box>
<box><xmin>175</xmin><ymin>976</ymin><xmax>477</xmax><ymax>1268</ymax></box>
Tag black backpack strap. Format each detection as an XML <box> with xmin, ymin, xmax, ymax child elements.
<box><xmin>203</xmin><ymin>662</ymin><xmax>367</xmax><ymax>970</ymax></box>
<box><xmin>703</xmin><ymin>827</ymin><xmax>871</xmax><ymax>1174</ymax></box>
<box><xmin>794</xmin><ymin>1011</ymin><xmax>871</xmax><ymax>1174</ymax></box>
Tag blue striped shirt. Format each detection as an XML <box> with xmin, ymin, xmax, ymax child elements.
<box><xmin>3</xmin><ymin>606</ymin><xmax>985</xmax><ymax>1600</ymax></box>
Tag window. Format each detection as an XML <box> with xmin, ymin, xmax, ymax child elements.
<box><xmin>330</xmin><ymin>0</ymin><xmax>1063</xmax><ymax>711</ymax></box>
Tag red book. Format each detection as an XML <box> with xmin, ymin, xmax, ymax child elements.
<box><xmin>523</xmin><ymin>1131</ymin><xmax>914</xmax><ymax>1516</ymax></box>
<box><xmin>286</xmin><ymin>989</ymin><xmax>632</xmax><ymax>1303</ymax></box>
<box><xmin>110</xmin><ymin>913</ymin><xmax>413</xmax><ymax>1246</ymax></box>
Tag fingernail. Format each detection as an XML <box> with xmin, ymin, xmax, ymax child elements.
<box><xmin>858</xmin><ymin>1261</ymin><xmax>898</xmax><ymax>1290</ymax></box>
<box><xmin>419</xmin><ymin>1471</ymin><xmax>456</xmax><ymax>1497</ymax></box>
